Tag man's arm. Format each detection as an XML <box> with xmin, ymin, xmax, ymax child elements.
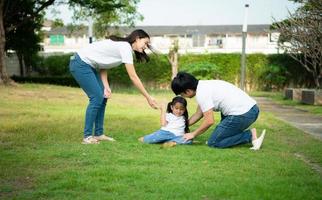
<box><xmin>184</xmin><ymin>108</ymin><xmax>214</xmax><ymax>140</ymax></box>
<box><xmin>189</xmin><ymin>105</ymin><xmax>203</xmax><ymax>126</ymax></box>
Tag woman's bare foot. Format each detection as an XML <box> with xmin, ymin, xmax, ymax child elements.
<box><xmin>138</xmin><ymin>137</ymin><xmax>144</xmax><ymax>143</ymax></box>
<box><xmin>251</xmin><ymin>128</ymin><xmax>257</xmax><ymax>141</ymax></box>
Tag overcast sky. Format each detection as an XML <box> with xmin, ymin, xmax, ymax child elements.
<box><xmin>46</xmin><ymin>0</ymin><xmax>300</xmax><ymax>25</ymax></box>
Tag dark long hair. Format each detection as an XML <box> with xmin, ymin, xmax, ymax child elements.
<box><xmin>171</xmin><ymin>72</ymin><xmax>199</xmax><ymax>95</ymax></box>
<box><xmin>109</xmin><ymin>29</ymin><xmax>151</xmax><ymax>63</ymax></box>
<box><xmin>166</xmin><ymin>96</ymin><xmax>190</xmax><ymax>133</ymax></box>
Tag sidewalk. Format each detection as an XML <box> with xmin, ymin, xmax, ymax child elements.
<box><xmin>255</xmin><ymin>97</ymin><xmax>322</xmax><ymax>140</ymax></box>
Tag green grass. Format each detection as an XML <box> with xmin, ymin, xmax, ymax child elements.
<box><xmin>1</xmin><ymin>84</ymin><xmax>322</xmax><ymax>200</ymax></box>
<box><xmin>251</xmin><ymin>91</ymin><xmax>322</xmax><ymax>116</ymax></box>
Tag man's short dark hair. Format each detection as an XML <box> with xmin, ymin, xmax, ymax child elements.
<box><xmin>171</xmin><ymin>72</ymin><xmax>199</xmax><ymax>95</ymax></box>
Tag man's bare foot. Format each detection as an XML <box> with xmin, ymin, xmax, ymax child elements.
<box><xmin>138</xmin><ymin>137</ymin><xmax>144</xmax><ymax>143</ymax></box>
<box><xmin>162</xmin><ymin>141</ymin><xmax>177</xmax><ymax>148</ymax></box>
<box><xmin>251</xmin><ymin>128</ymin><xmax>257</xmax><ymax>141</ymax></box>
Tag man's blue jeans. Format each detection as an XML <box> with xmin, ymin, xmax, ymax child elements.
<box><xmin>208</xmin><ymin>105</ymin><xmax>259</xmax><ymax>148</ymax></box>
<box><xmin>69</xmin><ymin>54</ymin><xmax>107</xmax><ymax>138</ymax></box>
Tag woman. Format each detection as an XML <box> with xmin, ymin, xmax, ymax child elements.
<box><xmin>69</xmin><ymin>29</ymin><xmax>158</xmax><ymax>144</ymax></box>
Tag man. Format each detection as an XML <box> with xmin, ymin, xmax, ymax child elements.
<box><xmin>171</xmin><ymin>72</ymin><xmax>265</xmax><ymax>150</ymax></box>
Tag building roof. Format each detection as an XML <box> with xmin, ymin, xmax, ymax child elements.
<box><xmin>107</xmin><ymin>24</ymin><xmax>272</xmax><ymax>36</ymax></box>
<box><xmin>46</xmin><ymin>24</ymin><xmax>272</xmax><ymax>37</ymax></box>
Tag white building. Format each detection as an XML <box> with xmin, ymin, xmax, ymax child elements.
<box><xmin>42</xmin><ymin>25</ymin><xmax>280</xmax><ymax>54</ymax></box>
<box><xmin>7</xmin><ymin>24</ymin><xmax>280</xmax><ymax>76</ymax></box>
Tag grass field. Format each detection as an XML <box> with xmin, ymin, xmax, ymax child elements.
<box><xmin>1</xmin><ymin>84</ymin><xmax>321</xmax><ymax>200</ymax></box>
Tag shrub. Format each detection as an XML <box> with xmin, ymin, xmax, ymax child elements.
<box><xmin>27</xmin><ymin>52</ymin><xmax>313</xmax><ymax>90</ymax></box>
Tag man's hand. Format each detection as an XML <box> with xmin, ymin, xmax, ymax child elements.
<box><xmin>183</xmin><ymin>133</ymin><xmax>195</xmax><ymax>141</ymax></box>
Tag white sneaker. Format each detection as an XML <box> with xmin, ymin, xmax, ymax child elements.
<box><xmin>94</xmin><ymin>135</ymin><xmax>116</xmax><ymax>142</ymax></box>
<box><xmin>250</xmin><ymin>129</ymin><xmax>266</xmax><ymax>150</ymax></box>
<box><xmin>82</xmin><ymin>136</ymin><xmax>100</xmax><ymax>144</ymax></box>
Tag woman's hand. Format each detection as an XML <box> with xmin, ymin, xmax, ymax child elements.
<box><xmin>103</xmin><ymin>87</ymin><xmax>112</xmax><ymax>98</ymax></box>
<box><xmin>147</xmin><ymin>96</ymin><xmax>158</xmax><ymax>109</ymax></box>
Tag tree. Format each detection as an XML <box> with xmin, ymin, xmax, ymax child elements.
<box><xmin>272</xmin><ymin>0</ymin><xmax>322</xmax><ymax>88</ymax></box>
<box><xmin>0</xmin><ymin>0</ymin><xmax>142</xmax><ymax>85</ymax></box>
<box><xmin>168</xmin><ymin>39</ymin><xmax>179</xmax><ymax>80</ymax></box>
<box><xmin>5</xmin><ymin>0</ymin><xmax>44</xmax><ymax>77</ymax></box>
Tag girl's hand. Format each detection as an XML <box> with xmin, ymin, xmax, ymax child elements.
<box><xmin>183</xmin><ymin>133</ymin><xmax>195</xmax><ymax>142</ymax></box>
<box><xmin>104</xmin><ymin>87</ymin><xmax>112</xmax><ymax>98</ymax></box>
<box><xmin>147</xmin><ymin>96</ymin><xmax>158</xmax><ymax>109</ymax></box>
<box><xmin>159</xmin><ymin>102</ymin><xmax>167</xmax><ymax>111</ymax></box>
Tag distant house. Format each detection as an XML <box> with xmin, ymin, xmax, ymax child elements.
<box><xmin>42</xmin><ymin>24</ymin><xmax>280</xmax><ymax>54</ymax></box>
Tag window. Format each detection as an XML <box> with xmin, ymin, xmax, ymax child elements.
<box><xmin>50</xmin><ymin>35</ymin><xmax>64</xmax><ymax>45</ymax></box>
<box><xmin>192</xmin><ymin>34</ymin><xmax>205</xmax><ymax>47</ymax></box>
<box><xmin>207</xmin><ymin>35</ymin><xmax>224</xmax><ymax>48</ymax></box>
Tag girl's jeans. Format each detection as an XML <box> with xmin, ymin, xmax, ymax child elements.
<box><xmin>207</xmin><ymin>105</ymin><xmax>259</xmax><ymax>148</ymax></box>
<box><xmin>69</xmin><ymin>54</ymin><xmax>107</xmax><ymax>138</ymax></box>
<box><xmin>143</xmin><ymin>130</ymin><xmax>192</xmax><ymax>145</ymax></box>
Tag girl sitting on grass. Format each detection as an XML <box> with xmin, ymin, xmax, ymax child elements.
<box><xmin>139</xmin><ymin>96</ymin><xmax>192</xmax><ymax>147</ymax></box>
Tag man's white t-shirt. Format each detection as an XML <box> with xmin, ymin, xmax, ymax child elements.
<box><xmin>161</xmin><ymin>113</ymin><xmax>186</xmax><ymax>136</ymax></box>
<box><xmin>77</xmin><ymin>39</ymin><xmax>133</xmax><ymax>69</ymax></box>
<box><xmin>196</xmin><ymin>80</ymin><xmax>256</xmax><ymax>116</ymax></box>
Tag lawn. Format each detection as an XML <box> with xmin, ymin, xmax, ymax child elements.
<box><xmin>1</xmin><ymin>84</ymin><xmax>321</xmax><ymax>200</ymax></box>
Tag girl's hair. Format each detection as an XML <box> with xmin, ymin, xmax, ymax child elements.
<box><xmin>166</xmin><ymin>96</ymin><xmax>190</xmax><ymax>133</ymax></box>
<box><xmin>109</xmin><ymin>29</ymin><xmax>151</xmax><ymax>63</ymax></box>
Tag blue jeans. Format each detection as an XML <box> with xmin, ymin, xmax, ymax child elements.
<box><xmin>208</xmin><ymin>105</ymin><xmax>259</xmax><ymax>148</ymax></box>
<box><xmin>143</xmin><ymin>130</ymin><xmax>192</xmax><ymax>145</ymax></box>
<box><xmin>69</xmin><ymin>54</ymin><xmax>107</xmax><ymax>138</ymax></box>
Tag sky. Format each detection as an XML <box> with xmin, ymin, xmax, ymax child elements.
<box><xmin>45</xmin><ymin>0</ymin><xmax>301</xmax><ymax>26</ymax></box>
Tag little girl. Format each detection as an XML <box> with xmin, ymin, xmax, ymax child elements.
<box><xmin>139</xmin><ymin>96</ymin><xmax>192</xmax><ymax>146</ymax></box>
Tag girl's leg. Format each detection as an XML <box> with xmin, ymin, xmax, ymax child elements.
<box><xmin>142</xmin><ymin>130</ymin><xmax>176</xmax><ymax>144</ymax></box>
<box><xmin>169</xmin><ymin>136</ymin><xmax>193</xmax><ymax>145</ymax></box>
<box><xmin>69</xmin><ymin>56</ymin><xmax>104</xmax><ymax>138</ymax></box>
<box><xmin>207</xmin><ymin>105</ymin><xmax>259</xmax><ymax>148</ymax></box>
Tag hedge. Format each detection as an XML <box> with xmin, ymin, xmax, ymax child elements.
<box><xmin>14</xmin><ymin>52</ymin><xmax>312</xmax><ymax>91</ymax></box>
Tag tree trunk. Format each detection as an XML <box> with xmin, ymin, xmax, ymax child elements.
<box><xmin>168</xmin><ymin>51</ymin><xmax>178</xmax><ymax>80</ymax></box>
<box><xmin>17</xmin><ymin>52</ymin><xmax>25</xmax><ymax>77</ymax></box>
<box><xmin>0</xmin><ymin>0</ymin><xmax>12</xmax><ymax>85</ymax></box>
<box><xmin>171</xmin><ymin>52</ymin><xmax>178</xmax><ymax>80</ymax></box>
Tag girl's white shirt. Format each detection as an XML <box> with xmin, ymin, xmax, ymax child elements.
<box><xmin>161</xmin><ymin>113</ymin><xmax>186</xmax><ymax>136</ymax></box>
<box><xmin>196</xmin><ymin>80</ymin><xmax>256</xmax><ymax>116</ymax></box>
<box><xmin>77</xmin><ymin>39</ymin><xmax>133</xmax><ymax>69</ymax></box>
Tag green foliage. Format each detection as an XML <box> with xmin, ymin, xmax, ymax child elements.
<box><xmin>29</xmin><ymin>53</ymin><xmax>314</xmax><ymax>90</ymax></box>
<box><xmin>259</xmin><ymin>64</ymin><xmax>288</xmax><ymax>90</ymax></box>
<box><xmin>106</xmin><ymin>54</ymin><xmax>171</xmax><ymax>87</ymax></box>
<box><xmin>180</xmin><ymin>54</ymin><xmax>240</xmax><ymax>83</ymax></box>
<box><xmin>11</xmin><ymin>75</ymin><xmax>78</xmax><ymax>87</ymax></box>
<box><xmin>181</xmin><ymin>62</ymin><xmax>221</xmax><ymax>80</ymax></box>
<box><xmin>246</xmin><ymin>54</ymin><xmax>268</xmax><ymax>90</ymax></box>
<box><xmin>267</xmin><ymin>54</ymin><xmax>315</xmax><ymax>88</ymax></box>
<box><xmin>43</xmin><ymin>54</ymin><xmax>73</xmax><ymax>76</ymax></box>
<box><xmin>4</xmin><ymin>0</ymin><xmax>44</xmax><ymax>75</ymax></box>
